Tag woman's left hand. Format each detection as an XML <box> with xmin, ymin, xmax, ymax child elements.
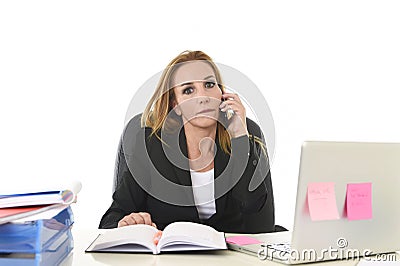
<box><xmin>153</xmin><ymin>230</ymin><xmax>163</xmax><ymax>245</ymax></box>
<box><xmin>220</xmin><ymin>93</ymin><xmax>248</xmax><ymax>138</ymax></box>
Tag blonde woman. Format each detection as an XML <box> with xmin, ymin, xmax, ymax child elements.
<box><xmin>100</xmin><ymin>51</ymin><xmax>276</xmax><ymax>234</ymax></box>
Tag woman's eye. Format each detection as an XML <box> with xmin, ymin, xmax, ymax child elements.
<box><xmin>205</xmin><ymin>81</ymin><xmax>215</xmax><ymax>88</ymax></box>
<box><xmin>183</xmin><ymin>87</ymin><xmax>194</xmax><ymax>95</ymax></box>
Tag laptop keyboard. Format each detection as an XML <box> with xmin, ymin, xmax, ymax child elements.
<box><xmin>264</xmin><ymin>242</ymin><xmax>292</xmax><ymax>254</ymax></box>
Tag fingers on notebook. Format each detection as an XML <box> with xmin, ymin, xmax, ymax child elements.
<box><xmin>117</xmin><ymin>212</ymin><xmax>157</xmax><ymax>228</ymax></box>
<box><xmin>153</xmin><ymin>230</ymin><xmax>163</xmax><ymax>245</ymax></box>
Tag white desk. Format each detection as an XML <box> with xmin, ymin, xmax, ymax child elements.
<box><xmin>61</xmin><ymin>228</ymin><xmax>397</xmax><ymax>266</ymax></box>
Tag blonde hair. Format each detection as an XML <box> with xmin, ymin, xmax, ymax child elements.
<box><xmin>142</xmin><ymin>50</ymin><xmax>233</xmax><ymax>154</ymax></box>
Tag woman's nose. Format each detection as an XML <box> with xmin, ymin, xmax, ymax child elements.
<box><xmin>198</xmin><ymin>96</ymin><xmax>210</xmax><ymax>104</ymax></box>
<box><xmin>197</xmin><ymin>92</ymin><xmax>210</xmax><ymax>104</ymax></box>
<box><xmin>194</xmin><ymin>83</ymin><xmax>210</xmax><ymax>103</ymax></box>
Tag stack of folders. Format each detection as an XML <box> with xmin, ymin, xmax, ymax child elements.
<box><xmin>0</xmin><ymin>180</ymin><xmax>81</xmax><ymax>265</ymax></box>
<box><xmin>0</xmin><ymin>206</ymin><xmax>74</xmax><ymax>265</ymax></box>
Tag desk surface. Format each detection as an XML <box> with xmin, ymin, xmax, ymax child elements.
<box><xmin>60</xmin><ymin>228</ymin><xmax>397</xmax><ymax>266</ymax></box>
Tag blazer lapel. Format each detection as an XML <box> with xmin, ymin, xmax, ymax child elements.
<box><xmin>168</xmin><ymin>129</ymin><xmax>196</xmax><ymax>205</ymax></box>
<box><xmin>214</xmin><ymin>137</ymin><xmax>229</xmax><ymax>216</ymax></box>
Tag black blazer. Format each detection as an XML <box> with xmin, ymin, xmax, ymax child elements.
<box><xmin>99</xmin><ymin>117</ymin><xmax>275</xmax><ymax>233</ymax></box>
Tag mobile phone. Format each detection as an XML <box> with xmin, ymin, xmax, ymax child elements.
<box><xmin>221</xmin><ymin>95</ymin><xmax>235</xmax><ymax>120</ymax></box>
<box><xmin>225</xmin><ymin>108</ymin><xmax>235</xmax><ymax>120</ymax></box>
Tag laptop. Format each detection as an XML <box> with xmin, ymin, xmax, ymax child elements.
<box><xmin>227</xmin><ymin>141</ymin><xmax>400</xmax><ymax>264</ymax></box>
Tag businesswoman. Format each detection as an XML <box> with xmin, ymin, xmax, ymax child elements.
<box><xmin>99</xmin><ymin>51</ymin><xmax>276</xmax><ymax>233</ymax></box>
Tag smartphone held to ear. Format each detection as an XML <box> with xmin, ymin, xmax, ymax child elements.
<box><xmin>221</xmin><ymin>95</ymin><xmax>235</xmax><ymax>120</ymax></box>
<box><xmin>225</xmin><ymin>108</ymin><xmax>235</xmax><ymax>120</ymax></box>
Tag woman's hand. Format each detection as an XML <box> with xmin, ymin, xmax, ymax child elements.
<box><xmin>117</xmin><ymin>212</ymin><xmax>157</xmax><ymax>228</ymax></box>
<box><xmin>220</xmin><ymin>93</ymin><xmax>248</xmax><ymax>138</ymax></box>
<box><xmin>153</xmin><ymin>230</ymin><xmax>163</xmax><ymax>245</ymax></box>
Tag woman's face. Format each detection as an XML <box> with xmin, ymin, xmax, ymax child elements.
<box><xmin>171</xmin><ymin>61</ymin><xmax>222</xmax><ymax>129</ymax></box>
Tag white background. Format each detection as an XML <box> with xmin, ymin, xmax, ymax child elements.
<box><xmin>1</xmin><ymin>1</ymin><xmax>399</xmax><ymax>230</ymax></box>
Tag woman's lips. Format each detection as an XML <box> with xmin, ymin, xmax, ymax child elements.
<box><xmin>197</xmin><ymin>109</ymin><xmax>215</xmax><ymax>115</ymax></box>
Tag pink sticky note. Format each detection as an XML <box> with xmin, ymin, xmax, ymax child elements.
<box><xmin>346</xmin><ymin>183</ymin><xmax>372</xmax><ymax>221</ymax></box>
<box><xmin>307</xmin><ymin>182</ymin><xmax>340</xmax><ymax>221</ymax></box>
<box><xmin>225</xmin><ymin>236</ymin><xmax>262</xmax><ymax>245</ymax></box>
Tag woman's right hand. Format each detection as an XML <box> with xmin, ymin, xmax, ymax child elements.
<box><xmin>117</xmin><ymin>212</ymin><xmax>157</xmax><ymax>228</ymax></box>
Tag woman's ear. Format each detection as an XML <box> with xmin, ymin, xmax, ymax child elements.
<box><xmin>174</xmin><ymin>106</ymin><xmax>182</xmax><ymax>116</ymax></box>
<box><xmin>172</xmin><ymin>101</ymin><xmax>182</xmax><ymax>116</ymax></box>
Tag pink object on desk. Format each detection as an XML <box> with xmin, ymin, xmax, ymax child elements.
<box><xmin>346</xmin><ymin>182</ymin><xmax>372</xmax><ymax>221</ymax></box>
<box><xmin>307</xmin><ymin>182</ymin><xmax>340</xmax><ymax>221</ymax></box>
<box><xmin>225</xmin><ymin>236</ymin><xmax>262</xmax><ymax>245</ymax></box>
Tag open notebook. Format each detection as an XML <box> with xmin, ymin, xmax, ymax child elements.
<box><xmin>86</xmin><ymin>222</ymin><xmax>227</xmax><ymax>254</ymax></box>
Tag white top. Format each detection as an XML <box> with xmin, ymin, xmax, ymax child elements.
<box><xmin>190</xmin><ymin>168</ymin><xmax>217</xmax><ymax>220</ymax></box>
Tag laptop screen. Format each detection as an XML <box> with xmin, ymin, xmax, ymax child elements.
<box><xmin>290</xmin><ymin>141</ymin><xmax>400</xmax><ymax>262</ymax></box>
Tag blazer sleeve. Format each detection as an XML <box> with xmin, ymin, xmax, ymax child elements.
<box><xmin>230</xmin><ymin>119</ymin><xmax>272</xmax><ymax>214</ymax></box>
<box><xmin>98</xmin><ymin>129</ymin><xmax>149</xmax><ymax>229</ymax></box>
